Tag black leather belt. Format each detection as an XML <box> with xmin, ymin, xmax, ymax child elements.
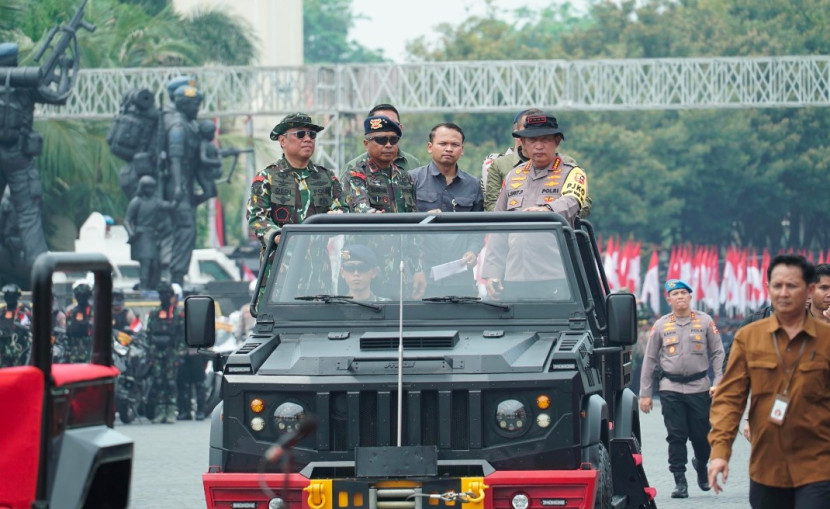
<box><xmin>661</xmin><ymin>370</ymin><xmax>708</xmax><ymax>384</ymax></box>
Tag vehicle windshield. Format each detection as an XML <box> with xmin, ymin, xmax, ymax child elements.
<box><xmin>267</xmin><ymin>226</ymin><xmax>571</xmax><ymax>304</ymax></box>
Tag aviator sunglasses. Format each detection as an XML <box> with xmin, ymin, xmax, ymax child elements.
<box><xmin>282</xmin><ymin>130</ymin><xmax>318</xmax><ymax>140</ymax></box>
<box><xmin>367</xmin><ymin>135</ymin><xmax>400</xmax><ymax>146</ymax></box>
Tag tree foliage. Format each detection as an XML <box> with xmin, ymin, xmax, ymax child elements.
<box><xmin>303</xmin><ymin>0</ymin><xmax>384</xmax><ymax>64</ymax></box>
<box><xmin>406</xmin><ymin>0</ymin><xmax>830</xmax><ymax>251</ymax></box>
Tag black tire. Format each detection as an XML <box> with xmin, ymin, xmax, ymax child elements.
<box><xmin>594</xmin><ymin>443</ymin><xmax>612</xmax><ymax>509</ymax></box>
<box><xmin>117</xmin><ymin>400</ymin><xmax>135</xmax><ymax>424</ymax></box>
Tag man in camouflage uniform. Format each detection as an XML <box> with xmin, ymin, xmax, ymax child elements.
<box><xmin>340</xmin><ymin>104</ymin><xmax>420</xmax><ymax>179</ymax></box>
<box><xmin>341</xmin><ymin>116</ymin><xmax>426</xmax><ymax>298</ymax></box>
<box><xmin>341</xmin><ymin>115</ymin><xmax>417</xmax><ymax>213</ymax></box>
<box><xmin>483</xmin><ymin>108</ymin><xmax>590</xmax><ymax>217</ymax></box>
<box><xmin>639</xmin><ymin>278</ymin><xmax>724</xmax><ymax>498</ymax></box>
<box><xmin>0</xmin><ymin>283</ymin><xmax>30</xmax><ymax>367</ymax></box>
<box><xmin>147</xmin><ymin>281</ymin><xmax>184</xmax><ymax>424</ymax></box>
<box><xmin>482</xmin><ymin>113</ymin><xmax>589</xmax><ymax>300</ymax></box>
<box><xmin>248</xmin><ymin>113</ymin><xmax>342</xmax><ymax>253</ymax></box>
<box><xmin>248</xmin><ymin>113</ymin><xmax>342</xmax><ymax>295</ymax></box>
<box><xmin>62</xmin><ymin>280</ymin><xmax>94</xmax><ymax>363</ymax></box>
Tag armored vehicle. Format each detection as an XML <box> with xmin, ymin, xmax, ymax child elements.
<box><xmin>186</xmin><ymin>212</ymin><xmax>656</xmax><ymax>509</ymax></box>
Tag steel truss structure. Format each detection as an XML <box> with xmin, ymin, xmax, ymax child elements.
<box><xmin>37</xmin><ymin>56</ymin><xmax>830</xmax><ymax>168</ymax></box>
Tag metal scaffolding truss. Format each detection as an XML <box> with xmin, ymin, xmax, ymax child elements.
<box><xmin>38</xmin><ymin>55</ymin><xmax>830</xmax><ymax>120</ymax></box>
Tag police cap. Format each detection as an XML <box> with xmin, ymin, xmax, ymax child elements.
<box><xmin>512</xmin><ymin>112</ymin><xmax>565</xmax><ymax>140</ymax></box>
<box><xmin>270</xmin><ymin>113</ymin><xmax>324</xmax><ymax>140</ymax></box>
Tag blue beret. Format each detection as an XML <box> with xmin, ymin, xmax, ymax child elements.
<box><xmin>364</xmin><ymin>115</ymin><xmax>402</xmax><ymax>137</ymax></box>
<box><xmin>166</xmin><ymin>76</ymin><xmax>195</xmax><ymax>99</ymax></box>
<box><xmin>341</xmin><ymin>244</ymin><xmax>378</xmax><ymax>267</ymax></box>
<box><xmin>665</xmin><ymin>279</ymin><xmax>693</xmax><ymax>293</ymax></box>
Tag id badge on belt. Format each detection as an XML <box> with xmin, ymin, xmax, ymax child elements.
<box><xmin>769</xmin><ymin>394</ymin><xmax>789</xmax><ymax>425</ymax></box>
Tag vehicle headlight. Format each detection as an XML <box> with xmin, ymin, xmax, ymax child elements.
<box><xmin>274</xmin><ymin>402</ymin><xmax>305</xmax><ymax>433</ymax></box>
<box><xmin>496</xmin><ymin>399</ymin><xmax>528</xmax><ymax>435</ymax></box>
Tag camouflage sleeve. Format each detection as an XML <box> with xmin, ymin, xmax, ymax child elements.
<box><xmin>247</xmin><ymin>168</ymin><xmax>279</xmax><ymax>242</ymax></box>
<box><xmin>340</xmin><ymin>153</ymin><xmax>367</xmax><ymax>180</ymax></box>
<box><xmin>341</xmin><ymin>170</ymin><xmax>375</xmax><ymax>213</ymax></box>
<box><xmin>484</xmin><ymin>157</ymin><xmax>508</xmax><ymax>211</ymax></box>
<box><xmin>330</xmin><ymin>174</ymin><xmax>343</xmax><ymax>211</ymax></box>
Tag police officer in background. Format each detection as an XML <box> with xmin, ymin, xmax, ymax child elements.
<box><xmin>248</xmin><ymin>112</ymin><xmax>342</xmax><ymax>261</ymax></box>
<box><xmin>147</xmin><ymin>281</ymin><xmax>184</xmax><ymax>424</ymax></box>
<box><xmin>0</xmin><ymin>283</ymin><xmax>31</xmax><ymax>367</ymax></box>
<box><xmin>639</xmin><ymin>278</ymin><xmax>725</xmax><ymax>498</ymax></box>
<box><xmin>62</xmin><ymin>280</ymin><xmax>94</xmax><ymax>363</ymax></box>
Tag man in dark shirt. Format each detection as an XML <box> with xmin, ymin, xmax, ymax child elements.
<box><xmin>409</xmin><ymin>123</ymin><xmax>483</xmax><ymax>297</ymax></box>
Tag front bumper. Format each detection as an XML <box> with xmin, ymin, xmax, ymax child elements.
<box><xmin>203</xmin><ymin>470</ymin><xmax>598</xmax><ymax>509</ymax></box>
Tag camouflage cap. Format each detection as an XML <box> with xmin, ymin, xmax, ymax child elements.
<box><xmin>270</xmin><ymin>113</ymin><xmax>324</xmax><ymax>140</ymax></box>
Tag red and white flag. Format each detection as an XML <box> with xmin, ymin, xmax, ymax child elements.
<box><xmin>640</xmin><ymin>249</ymin><xmax>661</xmax><ymax>316</ymax></box>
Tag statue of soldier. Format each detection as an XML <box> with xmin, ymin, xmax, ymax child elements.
<box><xmin>62</xmin><ymin>280</ymin><xmax>94</xmax><ymax>363</ymax></box>
<box><xmin>162</xmin><ymin>84</ymin><xmax>203</xmax><ymax>286</ymax></box>
<box><xmin>0</xmin><ymin>43</ymin><xmax>56</xmax><ymax>270</ymax></box>
<box><xmin>0</xmin><ymin>188</ymin><xmax>24</xmax><ymax>273</ymax></box>
<box><xmin>147</xmin><ymin>281</ymin><xmax>184</xmax><ymax>424</ymax></box>
<box><xmin>124</xmin><ymin>175</ymin><xmax>175</xmax><ymax>290</ymax></box>
<box><xmin>0</xmin><ymin>283</ymin><xmax>31</xmax><ymax>367</ymax></box>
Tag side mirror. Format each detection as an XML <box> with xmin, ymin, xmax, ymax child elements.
<box><xmin>184</xmin><ymin>295</ymin><xmax>215</xmax><ymax>348</ymax></box>
<box><xmin>606</xmin><ymin>292</ymin><xmax>637</xmax><ymax>346</ymax></box>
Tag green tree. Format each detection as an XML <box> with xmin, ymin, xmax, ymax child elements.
<box><xmin>303</xmin><ymin>0</ymin><xmax>384</xmax><ymax>63</ymax></box>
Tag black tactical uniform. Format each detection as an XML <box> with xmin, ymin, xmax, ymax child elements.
<box><xmin>0</xmin><ymin>283</ymin><xmax>30</xmax><ymax>367</ymax></box>
<box><xmin>63</xmin><ymin>282</ymin><xmax>94</xmax><ymax>363</ymax></box>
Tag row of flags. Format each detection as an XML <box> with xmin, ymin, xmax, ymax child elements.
<box><xmin>601</xmin><ymin>236</ymin><xmax>830</xmax><ymax>318</ymax></box>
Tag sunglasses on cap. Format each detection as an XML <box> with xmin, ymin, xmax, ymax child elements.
<box><xmin>367</xmin><ymin>135</ymin><xmax>400</xmax><ymax>146</ymax></box>
<box><xmin>282</xmin><ymin>130</ymin><xmax>318</xmax><ymax>140</ymax></box>
<box><xmin>342</xmin><ymin>262</ymin><xmax>372</xmax><ymax>274</ymax></box>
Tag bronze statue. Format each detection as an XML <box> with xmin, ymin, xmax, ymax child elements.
<box><xmin>124</xmin><ymin>176</ymin><xmax>174</xmax><ymax>290</ymax></box>
<box><xmin>0</xmin><ymin>1</ymin><xmax>94</xmax><ymax>283</ymax></box>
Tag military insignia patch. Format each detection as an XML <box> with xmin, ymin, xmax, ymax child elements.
<box><xmin>369</xmin><ymin>118</ymin><xmax>383</xmax><ymax>130</ymax></box>
<box><xmin>711</xmin><ymin>323</ymin><xmax>719</xmax><ymax>334</ymax></box>
<box><xmin>575</xmin><ymin>173</ymin><xmax>586</xmax><ymax>185</ymax></box>
<box><xmin>509</xmin><ymin>199</ymin><xmax>518</xmax><ymax>207</ymax></box>
<box><xmin>350</xmin><ymin>171</ymin><xmax>367</xmax><ymax>180</ymax></box>
<box><xmin>274</xmin><ymin>207</ymin><xmax>291</xmax><ymax>222</ymax></box>
<box><xmin>341</xmin><ymin>250</ymin><xmax>351</xmax><ymax>261</ymax></box>
<box><xmin>511</xmin><ymin>183</ymin><xmax>522</xmax><ymax>189</ymax></box>
<box><xmin>552</xmin><ymin>157</ymin><xmax>561</xmax><ymax>170</ymax></box>
<box><xmin>668</xmin><ymin>346</ymin><xmax>676</xmax><ymax>354</ymax></box>
<box><xmin>544</xmin><ymin>196</ymin><xmax>554</xmax><ymax>203</ymax></box>
<box><xmin>253</xmin><ymin>175</ymin><xmax>265</xmax><ymax>183</ymax></box>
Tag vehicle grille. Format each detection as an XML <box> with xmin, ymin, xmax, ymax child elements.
<box><xmin>327</xmin><ymin>389</ymin><xmax>472</xmax><ymax>452</ymax></box>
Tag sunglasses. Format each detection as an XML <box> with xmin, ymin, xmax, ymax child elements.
<box><xmin>342</xmin><ymin>262</ymin><xmax>372</xmax><ymax>274</ymax></box>
<box><xmin>283</xmin><ymin>130</ymin><xmax>318</xmax><ymax>140</ymax></box>
<box><xmin>367</xmin><ymin>135</ymin><xmax>400</xmax><ymax>146</ymax></box>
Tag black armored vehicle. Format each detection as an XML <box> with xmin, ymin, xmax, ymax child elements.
<box><xmin>186</xmin><ymin>212</ymin><xmax>656</xmax><ymax>509</ymax></box>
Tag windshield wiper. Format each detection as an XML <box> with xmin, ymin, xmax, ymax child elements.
<box><xmin>421</xmin><ymin>296</ymin><xmax>511</xmax><ymax>311</ymax></box>
<box><xmin>295</xmin><ymin>294</ymin><xmax>382</xmax><ymax>312</ymax></box>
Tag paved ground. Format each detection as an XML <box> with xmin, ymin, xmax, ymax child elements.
<box><xmin>119</xmin><ymin>397</ymin><xmax>753</xmax><ymax>508</ymax></box>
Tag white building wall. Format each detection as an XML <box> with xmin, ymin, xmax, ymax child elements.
<box><xmin>172</xmin><ymin>0</ymin><xmax>303</xmax><ymax>66</ymax></box>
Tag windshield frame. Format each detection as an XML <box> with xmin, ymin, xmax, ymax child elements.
<box><xmin>261</xmin><ymin>213</ymin><xmax>586</xmax><ymax>326</ymax></box>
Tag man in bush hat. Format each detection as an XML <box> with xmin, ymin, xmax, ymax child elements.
<box><xmin>341</xmin><ymin>115</ymin><xmax>416</xmax><ymax>213</ymax></box>
<box><xmin>247</xmin><ymin>112</ymin><xmax>342</xmax><ymax>261</ymax></box>
<box><xmin>639</xmin><ymin>278</ymin><xmax>724</xmax><ymax>498</ymax></box>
